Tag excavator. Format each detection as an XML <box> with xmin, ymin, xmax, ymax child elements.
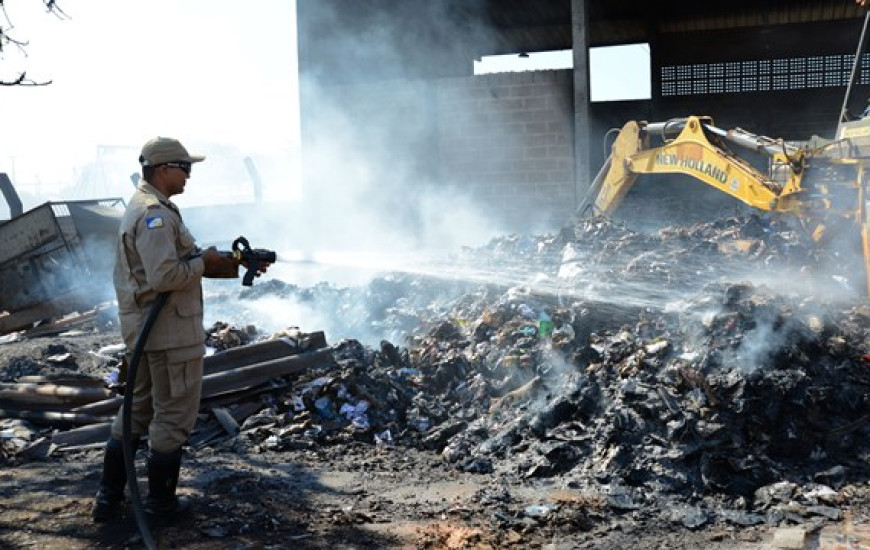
<box><xmin>578</xmin><ymin>10</ymin><xmax>870</xmax><ymax>298</ymax></box>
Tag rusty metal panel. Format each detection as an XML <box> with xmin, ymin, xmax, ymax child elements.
<box><xmin>0</xmin><ymin>204</ymin><xmax>61</xmax><ymax>266</ymax></box>
<box><xmin>0</xmin><ymin>240</ymin><xmax>81</xmax><ymax>313</ymax></box>
<box><xmin>0</xmin><ymin>199</ymin><xmax>123</xmax><ymax>320</ymax></box>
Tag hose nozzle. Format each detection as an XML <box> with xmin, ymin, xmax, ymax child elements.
<box><xmin>230</xmin><ymin>236</ymin><xmax>276</xmax><ymax>286</ymax></box>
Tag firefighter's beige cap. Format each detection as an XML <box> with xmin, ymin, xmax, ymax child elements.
<box><xmin>138</xmin><ymin>137</ymin><xmax>205</xmax><ymax>166</ymax></box>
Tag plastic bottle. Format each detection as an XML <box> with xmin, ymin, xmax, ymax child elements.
<box><xmin>538</xmin><ymin>311</ymin><xmax>554</xmax><ymax>339</ymax></box>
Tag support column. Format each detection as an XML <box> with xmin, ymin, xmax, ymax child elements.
<box><xmin>646</xmin><ymin>8</ymin><xmax>661</xmax><ymax>121</ymax></box>
<box><xmin>571</xmin><ymin>0</ymin><xmax>591</xmax><ymax>210</ymax></box>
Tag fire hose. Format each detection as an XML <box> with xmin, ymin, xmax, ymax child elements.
<box><xmin>122</xmin><ymin>236</ymin><xmax>275</xmax><ymax>549</ymax></box>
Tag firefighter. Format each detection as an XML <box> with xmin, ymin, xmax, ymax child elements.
<box><xmin>92</xmin><ymin>137</ymin><xmax>239</xmax><ymax>522</ymax></box>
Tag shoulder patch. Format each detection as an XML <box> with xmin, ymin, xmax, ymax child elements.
<box><xmin>145</xmin><ymin>216</ymin><xmax>164</xmax><ymax>229</ymax></box>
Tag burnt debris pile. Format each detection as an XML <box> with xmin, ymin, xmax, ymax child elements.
<box><xmin>4</xmin><ymin>213</ymin><xmax>870</xmax><ymax>528</ymax></box>
<box><xmin>217</xmin><ymin>214</ymin><xmax>870</xmax><ymax>520</ymax></box>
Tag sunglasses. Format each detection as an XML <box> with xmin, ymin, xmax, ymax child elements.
<box><xmin>162</xmin><ymin>161</ymin><xmax>192</xmax><ymax>175</ymax></box>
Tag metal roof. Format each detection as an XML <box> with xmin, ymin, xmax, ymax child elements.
<box><xmin>483</xmin><ymin>0</ymin><xmax>867</xmax><ymax>53</ymax></box>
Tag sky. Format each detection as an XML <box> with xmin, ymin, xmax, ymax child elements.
<box><xmin>475</xmin><ymin>45</ymin><xmax>651</xmax><ymax>102</ymax></box>
<box><xmin>0</xmin><ymin>2</ymin><xmax>648</xmax><ymax>211</ymax></box>
<box><xmin>0</xmin><ymin>0</ymin><xmax>300</xmax><ymax>207</ymax></box>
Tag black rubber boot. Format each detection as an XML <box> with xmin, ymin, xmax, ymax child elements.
<box><xmin>92</xmin><ymin>437</ymin><xmax>129</xmax><ymax>522</ymax></box>
<box><xmin>145</xmin><ymin>447</ymin><xmax>191</xmax><ymax>518</ymax></box>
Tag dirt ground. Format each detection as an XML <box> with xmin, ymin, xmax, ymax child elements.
<box><xmin>0</xmin><ymin>322</ymin><xmax>861</xmax><ymax>550</ymax></box>
<box><xmin>0</xmin><ymin>435</ymin><xmax>781</xmax><ymax>550</ymax></box>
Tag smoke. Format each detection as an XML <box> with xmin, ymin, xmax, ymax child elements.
<box><xmin>166</xmin><ymin>0</ymin><xmax>526</xmax><ymax>271</ymax></box>
<box><xmin>203</xmin><ymin>281</ymin><xmax>372</xmax><ymax>346</ymax></box>
<box><xmin>177</xmin><ymin>1</ymin><xmax>530</xmax><ymax>348</ymax></box>
<box><xmin>672</xmin><ymin>272</ymin><xmax>849</xmax><ymax>377</ymax></box>
<box><xmin>283</xmin><ymin>0</ymin><xmax>569</xmax><ymax>257</ymax></box>
<box><xmin>289</xmin><ymin>85</ymin><xmax>503</xmax><ymax>257</ymax></box>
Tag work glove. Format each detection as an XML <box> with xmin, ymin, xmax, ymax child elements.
<box><xmin>202</xmin><ymin>246</ymin><xmax>239</xmax><ymax>279</ymax></box>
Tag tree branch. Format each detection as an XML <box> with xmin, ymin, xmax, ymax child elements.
<box><xmin>0</xmin><ymin>1</ymin><xmax>65</xmax><ymax>86</ymax></box>
<box><xmin>43</xmin><ymin>0</ymin><xmax>69</xmax><ymax>20</ymax></box>
<box><xmin>0</xmin><ymin>71</ymin><xmax>52</xmax><ymax>86</ymax></box>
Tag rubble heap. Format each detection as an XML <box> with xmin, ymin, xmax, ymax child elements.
<box><xmin>204</xmin><ymin>214</ymin><xmax>870</xmax><ymax>527</ymax></box>
<box><xmin>4</xmin><ymin>214</ymin><xmax>870</xmax><ymax>532</ymax></box>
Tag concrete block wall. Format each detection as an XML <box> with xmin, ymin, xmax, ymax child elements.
<box><xmin>653</xmin><ymin>91</ymin><xmax>847</xmax><ymax>142</ymax></box>
<box><xmin>307</xmin><ymin>68</ymin><xmax>861</xmax><ymax>236</ymax></box>
<box><xmin>304</xmin><ymin>71</ymin><xmax>576</xmax><ymax>236</ymax></box>
<box><xmin>433</xmin><ymin>70</ymin><xmax>576</xmax><ymax>231</ymax></box>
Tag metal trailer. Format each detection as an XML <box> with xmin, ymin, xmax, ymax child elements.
<box><xmin>0</xmin><ymin>198</ymin><xmax>125</xmax><ymax>334</ymax></box>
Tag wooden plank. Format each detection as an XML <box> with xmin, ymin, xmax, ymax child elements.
<box><xmin>200</xmin><ymin>379</ymin><xmax>288</xmax><ymax>410</ymax></box>
<box><xmin>0</xmin><ymin>292</ymin><xmax>92</xmax><ymax>335</ymax></box>
<box><xmin>205</xmin><ymin>338</ymin><xmax>300</xmax><ymax>374</ymax></box>
<box><xmin>201</xmin><ymin>347</ymin><xmax>335</xmax><ymax>398</ymax></box>
<box><xmin>50</xmin><ymin>421</ymin><xmax>112</xmax><ymax>447</ymax></box>
<box><xmin>204</xmin><ymin>331</ymin><xmax>327</xmax><ymax>374</ymax></box>
<box><xmin>70</xmin><ymin>395</ymin><xmax>123</xmax><ymax>416</ymax></box>
<box><xmin>52</xmin><ymin>441</ymin><xmax>108</xmax><ymax>453</ymax></box>
<box><xmin>16</xmin><ymin>375</ymin><xmax>105</xmax><ymax>388</ymax></box>
<box><xmin>211</xmin><ymin>407</ymin><xmax>239</xmax><ymax>436</ymax></box>
<box><xmin>0</xmin><ymin>383</ymin><xmax>112</xmax><ymax>407</ymax></box>
<box><xmin>0</xmin><ymin>408</ymin><xmax>113</xmax><ymax>425</ymax></box>
<box><xmin>37</xmin><ymin>346</ymin><xmax>334</xmax><ymax>431</ymax></box>
<box><xmin>72</xmin><ymin>347</ymin><xmax>333</xmax><ymax>418</ymax></box>
<box><xmin>22</xmin><ymin>307</ymin><xmax>100</xmax><ymax>338</ymax></box>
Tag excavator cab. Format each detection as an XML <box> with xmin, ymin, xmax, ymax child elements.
<box><xmin>836</xmin><ymin>116</ymin><xmax>870</xmax><ymax>157</ymax></box>
<box><xmin>831</xmin><ymin>8</ymin><xmax>870</xmax><ymax>296</ymax></box>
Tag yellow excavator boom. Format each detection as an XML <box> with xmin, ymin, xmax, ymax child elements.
<box><xmin>578</xmin><ymin>115</ymin><xmax>870</xmax><ymax>297</ymax></box>
<box><xmin>578</xmin><ymin>116</ymin><xmax>803</xmax><ymax>219</ymax></box>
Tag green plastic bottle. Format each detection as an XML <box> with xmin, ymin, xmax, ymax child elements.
<box><xmin>538</xmin><ymin>311</ymin><xmax>554</xmax><ymax>339</ymax></box>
